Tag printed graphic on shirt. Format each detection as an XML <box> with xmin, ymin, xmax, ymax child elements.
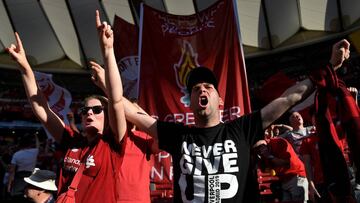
<box><xmin>86</xmin><ymin>155</ymin><xmax>95</xmax><ymax>168</ymax></box>
<box><xmin>64</xmin><ymin>156</ymin><xmax>80</xmax><ymax>172</ymax></box>
<box><xmin>179</xmin><ymin>140</ymin><xmax>239</xmax><ymax>202</ymax></box>
<box><xmin>63</xmin><ymin>154</ymin><xmax>96</xmax><ymax>172</ymax></box>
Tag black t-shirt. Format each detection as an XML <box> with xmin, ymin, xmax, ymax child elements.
<box><xmin>157</xmin><ymin>111</ymin><xmax>263</xmax><ymax>203</ymax></box>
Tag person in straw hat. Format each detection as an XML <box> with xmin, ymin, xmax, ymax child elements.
<box><xmin>23</xmin><ymin>168</ymin><xmax>57</xmax><ymax>203</ymax></box>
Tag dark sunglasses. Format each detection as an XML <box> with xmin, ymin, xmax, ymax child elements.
<box><xmin>79</xmin><ymin>105</ymin><xmax>104</xmax><ymax>115</ymax></box>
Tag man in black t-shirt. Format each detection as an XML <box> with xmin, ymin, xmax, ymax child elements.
<box><xmin>122</xmin><ymin>39</ymin><xmax>350</xmax><ymax>202</ymax></box>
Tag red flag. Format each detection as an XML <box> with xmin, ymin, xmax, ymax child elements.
<box><xmin>113</xmin><ymin>15</ymin><xmax>174</xmax><ymax>196</ymax></box>
<box><xmin>255</xmin><ymin>71</ymin><xmax>317</xmax><ymax>123</ymax></box>
<box><xmin>113</xmin><ymin>16</ymin><xmax>139</xmax><ymax>100</ymax></box>
<box><xmin>138</xmin><ymin>0</ymin><xmax>249</xmax><ymax>194</ymax></box>
<box><xmin>138</xmin><ymin>0</ymin><xmax>250</xmax><ymax>126</ymax></box>
<box><xmin>255</xmin><ymin>71</ymin><xmax>296</xmax><ymax>105</ymax></box>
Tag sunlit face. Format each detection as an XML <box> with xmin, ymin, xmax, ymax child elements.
<box><xmin>80</xmin><ymin>98</ymin><xmax>105</xmax><ymax>135</ymax></box>
<box><xmin>190</xmin><ymin>82</ymin><xmax>221</xmax><ymax>120</ymax></box>
<box><xmin>289</xmin><ymin>112</ymin><xmax>303</xmax><ymax>127</ymax></box>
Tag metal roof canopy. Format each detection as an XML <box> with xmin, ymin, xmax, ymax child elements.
<box><xmin>0</xmin><ymin>0</ymin><xmax>359</xmax><ymax>73</ymax></box>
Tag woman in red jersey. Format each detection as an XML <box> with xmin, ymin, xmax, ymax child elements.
<box><xmin>6</xmin><ymin>10</ymin><xmax>126</xmax><ymax>203</ymax></box>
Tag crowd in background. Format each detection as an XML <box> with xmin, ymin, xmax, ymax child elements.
<box><xmin>1</xmin><ymin>94</ymin><xmax>359</xmax><ymax>203</ymax></box>
<box><xmin>254</xmin><ymin>107</ymin><xmax>360</xmax><ymax>203</ymax></box>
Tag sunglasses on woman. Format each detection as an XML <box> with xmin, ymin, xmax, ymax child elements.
<box><xmin>79</xmin><ymin>105</ymin><xmax>104</xmax><ymax>115</ymax></box>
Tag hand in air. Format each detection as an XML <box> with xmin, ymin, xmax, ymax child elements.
<box><xmin>95</xmin><ymin>10</ymin><xmax>113</xmax><ymax>51</ymax></box>
<box><xmin>330</xmin><ymin>39</ymin><xmax>350</xmax><ymax>70</ymax></box>
<box><xmin>89</xmin><ymin>61</ymin><xmax>106</xmax><ymax>91</ymax></box>
<box><xmin>6</xmin><ymin>32</ymin><xmax>31</xmax><ymax>72</ymax></box>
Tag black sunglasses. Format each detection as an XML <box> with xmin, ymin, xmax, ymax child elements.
<box><xmin>79</xmin><ymin>105</ymin><xmax>104</xmax><ymax>115</ymax></box>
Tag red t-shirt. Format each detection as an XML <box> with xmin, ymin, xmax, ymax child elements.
<box><xmin>299</xmin><ymin>135</ymin><xmax>324</xmax><ymax>184</ymax></box>
<box><xmin>268</xmin><ymin>137</ymin><xmax>306</xmax><ymax>179</ymax></box>
<box><xmin>117</xmin><ymin>130</ymin><xmax>153</xmax><ymax>203</ymax></box>
<box><xmin>58</xmin><ymin>126</ymin><xmax>121</xmax><ymax>203</ymax></box>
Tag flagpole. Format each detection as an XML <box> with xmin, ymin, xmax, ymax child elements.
<box><xmin>232</xmin><ymin>0</ymin><xmax>252</xmax><ymax>112</ymax></box>
<box><xmin>136</xmin><ymin>3</ymin><xmax>145</xmax><ymax>100</ymax></box>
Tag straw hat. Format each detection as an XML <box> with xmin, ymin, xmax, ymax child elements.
<box><xmin>24</xmin><ymin>168</ymin><xmax>57</xmax><ymax>191</ymax></box>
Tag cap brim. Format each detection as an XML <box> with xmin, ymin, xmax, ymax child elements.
<box><xmin>24</xmin><ymin>177</ymin><xmax>57</xmax><ymax>191</ymax></box>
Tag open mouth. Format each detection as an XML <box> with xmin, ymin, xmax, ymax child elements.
<box><xmin>199</xmin><ymin>96</ymin><xmax>208</xmax><ymax>107</ymax></box>
<box><xmin>85</xmin><ymin>117</ymin><xmax>94</xmax><ymax>125</ymax></box>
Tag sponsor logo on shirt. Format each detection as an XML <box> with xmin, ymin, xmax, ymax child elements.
<box><xmin>64</xmin><ymin>154</ymin><xmax>96</xmax><ymax>172</ymax></box>
<box><xmin>86</xmin><ymin>155</ymin><xmax>96</xmax><ymax>169</ymax></box>
<box><xmin>64</xmin><ymin>156</ymin><xmax>80</xmax><ymax>172</ymax></box>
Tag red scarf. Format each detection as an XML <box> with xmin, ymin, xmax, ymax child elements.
<box><xmin>310</xmin><ymin>64</ymin><xmax>359</xmax><ymax>202</ymax></box>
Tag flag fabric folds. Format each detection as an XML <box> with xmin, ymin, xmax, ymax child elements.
<box><xmin>138</xmin><ymin>0</ymin><xmax>250</xmax><ymax>125</ymax></box>
<box><xmin>113</xmin><ymin>16</ymin><xmax>140</xmax><ymax>101</ymax></box>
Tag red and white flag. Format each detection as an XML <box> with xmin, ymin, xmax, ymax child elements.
<box><xmin>34</xmin><ymin>71</ymin><xmax>72</xmax><ymax>138</ymax></box>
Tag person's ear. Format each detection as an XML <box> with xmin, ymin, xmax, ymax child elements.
<box><xmin>219</xmin><ymin>97</ymin><xmax>224</xmax><ymax>106</ymax></box>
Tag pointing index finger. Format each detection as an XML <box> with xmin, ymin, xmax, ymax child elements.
<box><xmin>14</xmin><ymin>32</ymin><xmax>23</xmax><ymax>49</ymax></box>
<box><xmin>95</xmin><ymin>10</ymin><xmax>101</xmax><ymax>28</ymax></box>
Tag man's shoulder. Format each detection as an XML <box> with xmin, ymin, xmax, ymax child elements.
<box><xmin>15</xmin><ymin>148</ymin><xmax>37</xmax><ymax>155</ymax></box>
<box><xmin>158</xmin><ymin>120</ymin><xmax>189</xmax><ymax>129</ymax></box>
<box><xmin>12</xmin><ymin>148</ymin><xmax>38</xmax><ymax>161</ymax></box>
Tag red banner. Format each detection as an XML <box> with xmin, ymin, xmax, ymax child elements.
<box><xmin>113</xmin><ymin>16</ymin><xmax>139</xmax><ymax>101</ymax></box>
<box><xmin>113</xmin><ymin>15</ymin><xmax>173</xmax><ymax>197</ymax></box>
<box><xmin>255</xmin><ymin>71</ymin><xmax>315</xmax><ymax>123</ymax></box>
<box><xmin>138</xmin><ymin>0</ymin><xmax>250</xmax><ymax>190</ymax></box>
<box><xmin>255</xmin><ymin>71</ymin><xmax>296</xmax><ymax>106</ymax></box>
<box><xmin>138</xmin><ymin>0</ymin><xmax>250</xmax><ymax>125</ymax></box>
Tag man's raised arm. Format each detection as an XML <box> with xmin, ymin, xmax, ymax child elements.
<box><xmin>261</xmin><ymin>39</ymin><xmax>350</xmax><ymax>129</ymax></box>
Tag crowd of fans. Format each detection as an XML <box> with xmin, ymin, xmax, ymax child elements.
<box><xmin>0</xmin><ymin>12</ymin><xmax>359</xmax><ymax>202</ymax></box>
<box><xmin>255</xmin><ymin>108</ymin><xmax>360</xmax><ymax>203</ymax></box>
<box><xmin>1</xmin><ymin>93</ymin><xmax>359</xmax><ymax>203</ymax></box>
